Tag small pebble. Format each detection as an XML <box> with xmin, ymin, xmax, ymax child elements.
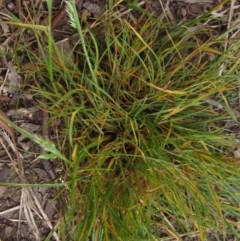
<box><xmin>188</xmin><ymin>4</ymin><xmax>202</xmax><ymax>16</ymax></box>
<box><xmin>6</xmin><ymin>2</ymin><xmax>15</xmax><ymax>11</ymax></box>
<box><xmin>179</xmin><ymin>7</ymin><xmax>187</xmax><ymax>18</ymax></box>
<box><xmin>0</xmin><ymin>164</ymin><xmax>10</xmax><ymax>182</ymax></box>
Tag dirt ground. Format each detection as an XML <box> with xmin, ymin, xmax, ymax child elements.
<box><xmin>0</xmin><ymin>0</ymin><xmax>239</xmax><ymax>240</ymax></box>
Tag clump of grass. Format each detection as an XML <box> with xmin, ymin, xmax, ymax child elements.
<box><xmin>9</xmin><ymin>1</ymin><xmax>240</xmax><ymax>240</ymax></box>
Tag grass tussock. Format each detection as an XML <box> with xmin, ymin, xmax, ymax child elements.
<box><xmin>8</xmin><ymin>1</ymin><xmax>240</xmax><ymax>240</ymax></box>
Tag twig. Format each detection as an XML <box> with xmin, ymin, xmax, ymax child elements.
<box><xmin>15</xmin><ymin>0</ymin><xmax>24</xmax><ymax>21</ymax></box>
<box><xmin>0</xmin><ymin>110</ymin><xmax>23</xmax><ymax>173</ymax></box>
<box><xmin>28</xmin><ymin>187</ymin><xmax>60</xmax><ymax>241</ymax></box>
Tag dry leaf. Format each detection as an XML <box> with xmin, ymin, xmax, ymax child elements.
<box><xmin>234</xmin><ymin>149</ymin><xmax>240</xmax><ymax>159</ymax></box>
<box><xmin>0</xmin><ymin>21</ymin><xmax>9</xmax><ymax>34</ymax></box>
